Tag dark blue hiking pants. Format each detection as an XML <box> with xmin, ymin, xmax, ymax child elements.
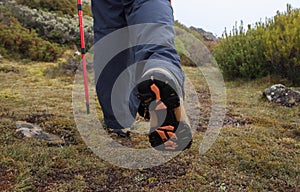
<box><xmin>92</xmin><ymin>0</ymin><xmax>184</xmax><ymax>129</ymax></box>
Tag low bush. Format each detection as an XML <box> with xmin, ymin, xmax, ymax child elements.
<box><xmin>214</xmin><ymin>5</ymin><xmax>300</xmax><ymax>85</ymax></box>
<box><xmin>0</xmin><ymin>16</ymin><xmax>62</xmax><ymax>61</ymax></box>
<box><xmin>11</xmin><ymin>4</ymin><xmax>94</xmax><ymax>49</ymax></box>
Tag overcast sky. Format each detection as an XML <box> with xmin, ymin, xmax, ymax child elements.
<box><xmin>172</xmin><ymin>0</ymin><xmax>300</xmax><ymax>37</ymax></box>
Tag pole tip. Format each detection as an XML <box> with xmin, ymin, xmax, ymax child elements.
<box><xmin>86</xmin><ymin>103</ymin><xmax>90</xmax><ymax>114</ymax></box>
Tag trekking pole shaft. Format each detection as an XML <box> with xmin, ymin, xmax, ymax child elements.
<box><xmin>77</xmin><ymin>0</ymin><xmax>90</xmax><ymax>114</ymax></box>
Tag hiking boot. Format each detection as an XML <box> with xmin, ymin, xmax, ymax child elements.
<box><xmin>137</xmin><ymin>68</ymin><xmax>192</xmax><ymax>151</ymax></box>
<box><xmin>101</xmin><ymin>119</ymin><xmax>131</xmax><ymax>138</ymax></box>
<box><xmin>104</xmin><ymin>127</ymin><xmax>131</xmax><ymax>138</ymax></box>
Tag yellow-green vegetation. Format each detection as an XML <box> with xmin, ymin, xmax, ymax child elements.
<box><xmin>0</xmin><ymin>15</ymin><xmax>63</xmax><ymax>62</ymax></box>
<box><xmin>214</xmin><ymin>4</ymin><xmax>300</xmax><ymax>85</ymax></box>
<box><xmin>1</xmin><ymin>1</ymin><xmax>93</xmax><ymax>57</ymax></box>
<box><xmin>0</xmin><ymin>56</ymin><xmax>299</xmax><ymax>191</ymax></box>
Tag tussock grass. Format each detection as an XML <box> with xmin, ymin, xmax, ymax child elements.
<box><xmin>0</xmin><ymin>58</ymin><xmax>299</xmax><ymax>191</ymax></box>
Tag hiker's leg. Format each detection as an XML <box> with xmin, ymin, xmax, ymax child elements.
<box><xmin>92</xmin><ymin>0</ymin><xmax>138</xmax><ymax>129</ymax></box>
<box><xmin>123</xmin><ymin>0</ymin><xmax>192</xmax><ymax>151</ymax></box>
<box><xmin>124</xmin><ymin>0</ymin><xmax>185</xmax><ymax>90</ymax></box>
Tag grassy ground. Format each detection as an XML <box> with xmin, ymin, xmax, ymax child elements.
<box><xmin>0</xmin><ymin>56</ymin><xmax>299</xmax><ymax>192</ymax></box>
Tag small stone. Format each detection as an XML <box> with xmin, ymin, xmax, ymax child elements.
<box><xmin>264</xmin><ymin>84</ymin><xmax>300</xmax><ymax>107</ymax></box>
<box><xmin>15</xmin><ymin>121</ymin><xmax>65</xmax><ymax>145</ymax></box>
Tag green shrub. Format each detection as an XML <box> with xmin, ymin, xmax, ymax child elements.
<box><xmin>0</xmin><ymin>16</ymin><xmax>63</xmax><ymax>61</ymax></box>
<box><xmin>214</xmin><ymin>5</ymin><xmax>300</xmax><ymax>85</ymax></box>
<box><xmin>264</xmin><ymin>5</ymin><xmax>300</xmax><ymax>85</ymax></box>
<box><xmin>11</xmin><ymin>4</ymin><xmax>93</xmax><ymax>49</ymax></box>
<box><xmin>214</xmin><ymin>22</ymin><xmax>269</xmax><ymax>79</ymax></box>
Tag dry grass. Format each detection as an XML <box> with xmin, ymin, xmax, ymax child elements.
<box><xmin>0</xmin><ymin>57</ymin><xmax>299</xmax><ymax>191</ymax></box>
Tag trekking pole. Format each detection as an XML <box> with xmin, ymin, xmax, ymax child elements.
<box><xmin>77</xmin><ymin>0</ymin><xmax>90</xmax><ymax>114</ymax></box>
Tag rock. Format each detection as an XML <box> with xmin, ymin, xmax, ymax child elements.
<box><xmin>264</xmin><ymin>84</ymin><xmax>300</xmax><ymax>107</ymax></box>
<box><xmin>190</xmin><ymin>26</ymin><xmax>218</xmax><ymax>42</ymax></box>
<box><xmin>15</xmin><ymin>121</ymin><xmax>65</xmax><ymax>145</ymax></box>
